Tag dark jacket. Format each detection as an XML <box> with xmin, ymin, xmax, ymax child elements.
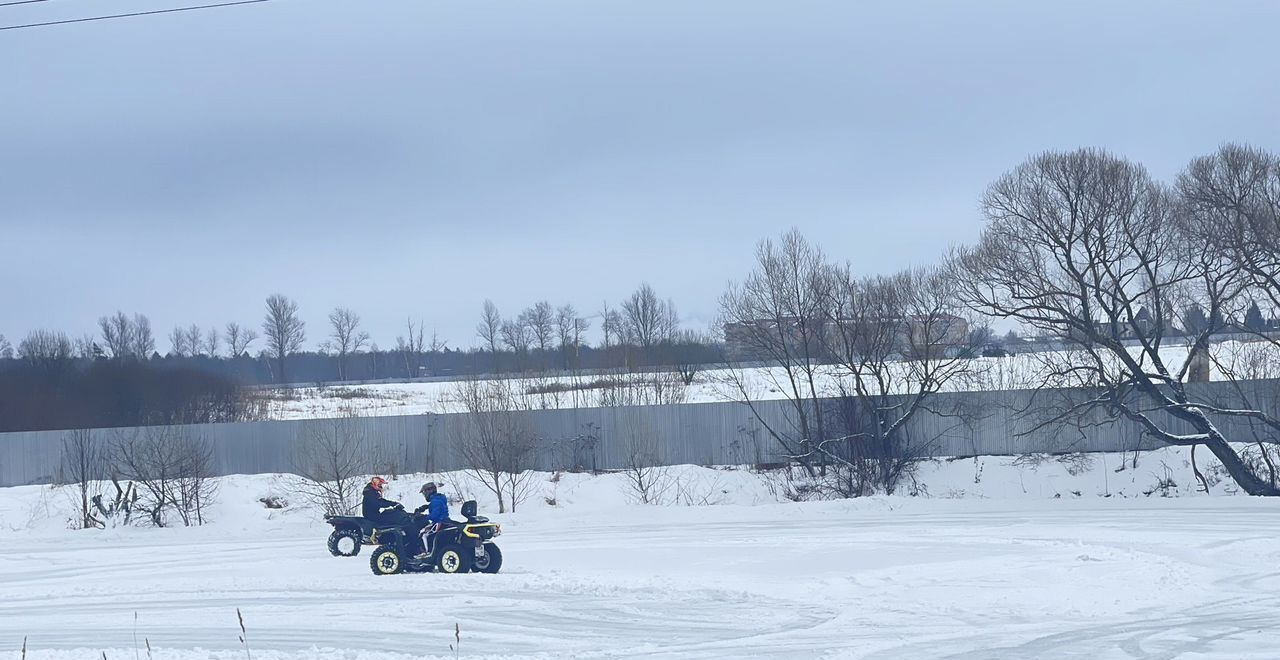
<box><xmin>361</xmin><ymin>485</ymin><xmax>402</xmax><ymax>523</ymax></box>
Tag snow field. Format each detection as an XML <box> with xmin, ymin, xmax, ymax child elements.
<box><xmin>2</xmin><ymin>448</ymin><xmax>1279</xmax><ymax>659</ymax></box>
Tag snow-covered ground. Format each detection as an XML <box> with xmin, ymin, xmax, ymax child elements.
<box><xmin>4</xmin><ymin>447</ymin><xmax>1280</xmax><ymax>659</ymax></box>
<box><xmin>259</xmin><ymin>340</ymin><xmax>1280</xmax><ymax>421</ymax></box>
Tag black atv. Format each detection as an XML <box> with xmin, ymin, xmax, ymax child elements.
<box><xmin>368</xmin><ymin>500</ymin><xmax>503</xmax><ymax>576</ymax></box>
<box><xmin>324</xmin><ymin>501</ymin><xmax>424</xmax><ymax>557</ymax></box>
<box><xmin>324</xmin><ymin>512</ymin><xmax>390</xmax><ymax>558</ymax></box>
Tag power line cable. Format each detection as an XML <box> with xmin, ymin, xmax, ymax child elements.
<box><xmin>0</xmin><ymin>0</ymin><xmax>272</xmax><ymax>31</ymax></box>
<box><xmin>0</xmin><ymin>0</ymin><xmax>55</xmax><ymax>8</ymax></box>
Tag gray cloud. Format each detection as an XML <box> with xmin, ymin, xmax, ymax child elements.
<box><xmin>2</xmin><ymin>0</ymin><xmax>1277</xmax><ymax>347</ymax></box>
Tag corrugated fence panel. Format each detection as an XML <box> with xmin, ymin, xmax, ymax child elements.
<box><xmin>5</xmin><ymin>379</ymin><xmax>1280</xmax><ymax>486</ymax></box>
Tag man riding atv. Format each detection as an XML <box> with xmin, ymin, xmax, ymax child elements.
<box><xmin>362</xmin><ymin>477</ymin><xmax>410</xmax><ymax>526</ymax></box>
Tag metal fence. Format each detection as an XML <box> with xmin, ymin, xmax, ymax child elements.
<box><xmin>3</xmin><ymin>380</ymin><xmax>1279</xmax><ymax>487</ymax></box>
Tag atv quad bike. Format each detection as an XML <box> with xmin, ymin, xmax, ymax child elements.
<box><xmin>369</xmin><ymin>500</ymin><xmax>503</xmax><ymax>576</ymax></box>
<box><xmin>324</xmin><ymin>502</ymin><xmax>420</xmax><ymax>557</ymax></box>
<box><xmin>324</xmin><ymin>512</ymin><xmax>397</xmax><ymax>557</ymax></box>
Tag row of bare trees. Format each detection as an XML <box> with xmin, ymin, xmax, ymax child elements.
<box><xmin>718</xmin><ymin>230</ymin><xmax>980</xmax><ymax>496</ymax></box>
<box><xmin>58</xmin><ymin>427</ymin><xmax>217</xmax><ymax>528</ymax></box>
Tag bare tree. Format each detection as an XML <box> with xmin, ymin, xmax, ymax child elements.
<box><xmin>500</xmin><ymin>318</ymin><xmax>531</xmax><ymax>370</ymax></box>
<box><xmin>293</xmin><ymin>410</ymin><xmax>378</xmax><ymax>515</ymax></box>
<box><xmin>205</xmin><ymin>327</ymin><xmax>221</xmax><ymax>358</ymax></box>
<box><xmin>556</xmin><ymin>304</ymin><xmax>590</xmax><ymax>370</ymax></box>
<box><xmin>717</xmin><ymin>230</ymin><xmax>834</xmax><ymax>476</ymax></box>
<box><xmin>818</xmin><ymin>266</ymin><xmax>978</xmax><ymax>495</ymax></box>
<box><xmin>99</xmin><ymin>312</ymin><xmax>136</xmax><ymax>359</ymax></box>
<box><xmin>953</xmin><ymin>147</ymin><xmax>1278</xmax><ymax>496</ymax></box>
<box><xmin>112</xmin><ymin>426</ymin><xmax>218</xmax><ymax>526</ymax></box>
<box><xmin>18</xmin><ymin>329</ymin><xmax>73</xmax><ymax>366</ymax></box>
<box><xmin>328</xmin><ymin>307</ymin><xmax>370</xmax><ymax>381</ymax></box>
<box><xmin>453</xmin><ymin>379</ymin><xmax>539</xmax><ymax>513</ymax></box>
<box><xmin>396</xmin><ymin>318</ymin><xmax>427</xmax><ymax>378</ymax></box>
<box><xmin>73</xmin><ymin>334</ymin><xmax>99</xmax><ymax>359</ymax></box>
<box><xmin>622</xmin><ymin>283</ymin><xmax>679</xmax><ymax>350</ymax></box>
<box><xmin>97</xmin><ymin>312</ymin><xmax>154</xmax><ymax>360</ymax></box>
<box><xmin>262</xmin><ymin>294</ymin><xmax>306</xmax><ymax>384</ymax></box>
<box><xmin>131</xmin><ymin>314</ymin><xmax>156</xmax><ymax>359</ymax></box>
<box><xmin>476</xmin><ymin>300</ymin><xmax>503</xmax><ymax>370</ymax></box>
<box><xmin>521</xmin><ymin>301</ymin><xmax>556</xmax><ymax>354</ymax></box>
<box><xmin>0</xmin><ymin>334</ymin><xmax>11</xmax><ymax>360</ymax></box>
<box><xmin>618</xmin><ymin>411</ymin><xmax>675</xmax><ymax>505</ymax></box>
<box><xmin>169</xmin><ymin>326</ymin><xmax>190</xmax><ymax>357</ymax></box>
<box><xmin>1180</xmin><ymin>143</ymin><xmax>1280</xmax><ymax>309</ymax></box>
<box><xmin>58</xmin><ymin>429</ymin><xmax>110</xmax><ymax>529</ymax></box>
<box><xmin>184</xmin><ymin>325</ymin><xmax>204</xmax><ymax>357</ymax></box>
<box><xmin>599</xmin><ymin>301</ymin><xmax>621</xmax><ymax>349</ymax></box>
<box><xmin>225</xmin><ymin>322</ymin><xmax>258</xmax><ymax>357</ymax></box>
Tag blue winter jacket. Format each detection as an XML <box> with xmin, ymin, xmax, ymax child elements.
<box><xmin>424</xmin><ymin>493</ymin><xmax>449</xmax><ymax>524</ymax></box>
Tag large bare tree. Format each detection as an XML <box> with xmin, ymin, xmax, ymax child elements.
<box><xmin>521</xmin><ymin>301</ymin><xmax>556</xmax><ymax>356</ymax></box>
<box><xmin>99</xmin><ymin>311</ymin><xmax>137</xmax><ymax>359</ymax></box>
<box><xmin>718</xmin><ymin>230</ymin><xmax>833</xmax><ymax>475</ymax></box>
<box><xmin>262</xmin><ymin>294</ymin><xmax>306</xmax><ymax>384</ymax></box>
<box><xmin>622</xmin><ymin>283</ymin><xmax>679</xmax><ymax>350</ymax></box>
<box><xmin>327</xmin><ymin>307</ymin><xmax>370</xmax><ymax>381</ymax></box>
<box><xmin>476</xmin><ymin>300</ymin><xmax>503</xmax><ymax>370</ymax></box>
<box><xmin>953</xmin><ymin>147</ymin><xmax>1278</xmax><ymax>495</ymax></box>
<box><xmin>819</xmin><ymin>266</ymin><xmax>977</xmax><ymax>495</ymax></box>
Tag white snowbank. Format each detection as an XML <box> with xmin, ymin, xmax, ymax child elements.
<box><xmin>3</xmin><ymin>447</ymin><xmax>1279</xmax><ymax>659</ymax></box>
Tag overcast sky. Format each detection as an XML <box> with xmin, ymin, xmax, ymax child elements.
<box><xmin>2</xmin><ymin>0</ymin><xmax>1277</xmax><ymax>351</ymax></box>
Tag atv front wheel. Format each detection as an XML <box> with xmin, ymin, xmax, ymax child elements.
<box><xmin>370</xmin><ymin>545</ymin><xmax>403</xmax><ymax>575</ymax></box>
<box><xmin>472</xmin><ymin>543</ymin><xmax>503</xmax><ymax>574</ymax></box>
<box><xmin>435</xmin><ymin>544</ymin><xmax>472</xmax><ymax>574</ymax></box>
<box><xmin>328</xmin><ymin>529</ymin><xmax>361</xmax><ymax>557</ymax></box>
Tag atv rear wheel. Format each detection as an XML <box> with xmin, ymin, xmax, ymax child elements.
<box><xmin>472</xmin><ymin>543</ymin><xmax>503</xmax><ymax>574</ymax></box>
<box><xmin>370</xmin><ymin>545</ymin><xmax>403</xmax><ymax>575</ymax></box>
<box><xmin>435</xmin><ymin>544</ymin><xmax>472</xmax><ymax>574</ymax></box>
<box><xmin>328</xmin><ymin>529</ymin><xmax>361</xmax><ymax>557</ymax></box>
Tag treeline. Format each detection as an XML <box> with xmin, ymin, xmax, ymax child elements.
<box><xmin>0</xmin><ymin>359</ymin><xmax>252</xmax><ymax>433</ymax></box>
<box><xmin>0</xmin><ymin>283</ymin><xmax>725</xmax><ymax>431</ymax></box>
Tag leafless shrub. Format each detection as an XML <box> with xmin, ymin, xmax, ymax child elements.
<box><xmin>111</xmin><ymin>427</ymin><xmax>218</xmax><ymax>527</ymax></box>
<box><xmin>597</xmin><ymin>371</ymin><xmax>688</xmax><ymax>406</ymax></box>
<box><xmin>1056</xmin><ymin>452</ymin><xmax>1095</xmax><ymax>477</ymax></box>
<box><xmin>57</xmin><ymin>429</ymin><xmax>111</xmax><ymax>529</ymax></box>
<box><xmin>619</xmin><ymin>413</ymin><xmax>675</xmax><ymax>505</ymax></box>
